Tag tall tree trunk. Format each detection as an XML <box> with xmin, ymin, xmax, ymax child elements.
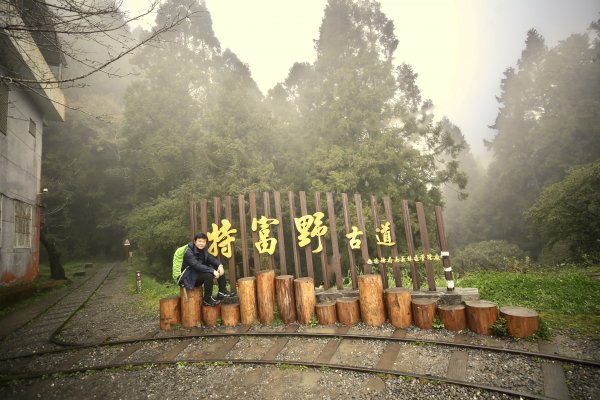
<box><xmin>40</xmin><ymin>229</ymin><xmax>66</xmax><ymax>280</ymax></box>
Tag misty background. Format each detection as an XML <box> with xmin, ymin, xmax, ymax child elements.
<box><xmin>126</xmin><ymin>0</ymin><xmax>600</xmax><ymax>163</ymax></box>
<box><xmin>41</xmin><ymin>0</ymin><xmax>600</xmax><ymax>281</ymax></box>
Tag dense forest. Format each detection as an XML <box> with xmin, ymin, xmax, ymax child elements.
<box><xmin>41</xmin><ymin>0</ymin><xmax>600</xmax><ymax>280</ymax></box>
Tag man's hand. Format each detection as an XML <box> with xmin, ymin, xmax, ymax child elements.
<box><xmin>217</xmin><ymin>265</ymin><xmax>225</xmax><ymax>277</ymax></box>
<box><xmin>213</xmin><ymin>270</ymin><xmax>220</xmax><ymax>279</ymax></box>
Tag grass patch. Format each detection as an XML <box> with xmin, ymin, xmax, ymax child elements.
<box><xmin>456</xmin><ymin>264</ymin><xmax>600</xmax><ymax>338</ymax></box>
<box><xmin>127</xmin><ymin>258</ymin><xmax>179</xmax><ymax>313</ymax></box>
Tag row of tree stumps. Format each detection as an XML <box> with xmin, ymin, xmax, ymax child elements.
<box><xmin>159</xmin><ymin>272</ymin><xmax>539</xmax><ymax>339</ymax></box>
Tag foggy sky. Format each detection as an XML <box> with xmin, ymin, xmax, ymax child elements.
<box><xmin>124</xmin><ymin>0</ymin><xmax>600</xmax><ymax>162</ymax></box>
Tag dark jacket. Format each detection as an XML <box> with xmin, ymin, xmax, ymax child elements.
<box><xmin>179</xmin><ymin>242</ymin><xmax>220</xmax><ymax>288</ymax></box>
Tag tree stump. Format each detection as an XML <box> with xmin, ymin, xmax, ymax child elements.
<box><xmin>316</xmin><ymin>301</ymin><xmax>337</xmax><ymax>325</ymax></box>
<box><xmin>275</xmin><ymin>275</ymin><xmax>296</xmax><ymax>324</ymax></box>
<box><xmin>221</xmin><ymin>303</ymin><xmax>240</xmax><ymax>327</ymax></box>
<box><xmin>238</xmin><ymin>277</ymin><xmax>258</xmax><ymax>325</ymax></box>
<box><xmin>385</xmin><ymin>287</ymin><xmax>412</xmax><ymax>328</ymax></box>
<box><xmin>256</xmin><ymin>269</ymin><xmax>276</xmax><ymax>325</ymax></box>
<box><xmin>159</xmin><ymin>295</ymin><xmax>181</xmax><ymax>330</ymax></box>
<box><xmin>358</xmin><ymin>274</ymin><xmax>386</xmax><ymax>326</ymax></box>
<box><xmin>437</xmin><ymin>304</ymin><xmax>467</xmax><ymax>331</ymax></box>
<box><xmin>294</xmin><ymin>277</ymin><xmax>316</xmax><ymax>324</ymax></box>
<box><xmin>336</xmin><ymin>297</ymin><xmax>360</xmax><ymax>326</ymax></box>
<box><xmin>202</xmin><ymin>304</ymin><xmax>221</xmax><ymax>327</ymax></box>
<box><xmin>465</xmin><ymin>300</ymin><xmax>498</xmax><ymax>335</ymax></box>
<box><xmin>500</xmin><ymin>306</ymin><xmax>539</xmax><ymax>338</ymax></box>
<box><xmin>411</xmin><ymin>298</ymin><xmax>437</xmax><ymax>329</ymax></box>
<box><xmin>180</xmin><ymin>287</ymin><xmax>202</xmax><ymax>328</ymax></box>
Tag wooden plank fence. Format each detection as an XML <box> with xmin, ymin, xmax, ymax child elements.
<box><xmin>189</xmin><ymin>191</ymin><xmax>454</xmax><ymax>292</ymax></box>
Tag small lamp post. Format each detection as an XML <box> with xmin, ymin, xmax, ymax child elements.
<box><xmin>123</xmin><ymin>239</ymin><xmax>130</xmax><ymax>262</ymax></box>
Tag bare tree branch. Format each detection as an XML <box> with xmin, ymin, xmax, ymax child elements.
<box><xmin>1</xmin><ymin>0</ymin><xmax>204</xmax><ymax>88</ymax></box>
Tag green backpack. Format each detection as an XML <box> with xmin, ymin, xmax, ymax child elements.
<box><xmin>172</xmin><ymin>244</ymin><xmax>189</xmax><ymax>284</ymax></box>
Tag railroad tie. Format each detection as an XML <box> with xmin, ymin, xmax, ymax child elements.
<box><xmin>446</xmin><ymin>350</ymin><xmax>468</xmax><ymax>381</ymax></box>
<box><xmin>283</xmin><ymin>324</ymin><xmax>300</xmax><ymax>333</ymax></box>
<box><xmin>314</xmin><ymin>339</ymin><xmax>342</xmax><ymax>364</ymax></box>
<box><xmin>110</xmin><ymin>332</ymin><xmax>157</xmax><ymax>364</ymax></box>
<box><xmin>158</xmin><ymin>338</ymin><xmax>194</xmax><ymax>362</ymax></box>
<box><xmin>54</xmin><ymin>348</ymin><xmax>96</xmax><ymax>371</ymax></box>
<box><xmin>376</xmin><ymin>342</ymin><xmax>402</xmax><ymax>370</ymax></box>
<box><xmin>539</xmin><ymin>342</ymin><xmax>570</xmax><ymax>400</ymax></box>
<box><xmin>392</xmin><ymin>329</ymin><xmax>407</xmax><ymax>338</ymax></box>
<box><xmin>262</xmin><ymin>338</ymin><xmax>290</xmax><ymax>361</ymax></box>
<box><xmin>256</xmin><ymin>324</ymin><xmax>299</xmax><ymax>352</ymax></box>
<box><xmin>111</xmin><ymin>343</ymin><xmax>147</xmax><ymax>365</ymax></box>
<box><xmin>335</xmin><ymin>325</ymin><xmax>351</xmax><ymax>335</ymax></box>
<box><xmin>208</xmin><ymin>337</ymin><xmax>239</xmax><ymax>360</ymax></box>
<box><xmin>542</xmin><ymin>362</ymin><xmax>570</xmax><ymax>400</ymax></box>
<box><xmin>453</xmin><ymin>333</ymin><xmax>470</xmax><ymax>344</ymax></box>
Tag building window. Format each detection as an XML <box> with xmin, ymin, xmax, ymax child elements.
<box><xmin>14</xmin><ymin>200</ymin><xmax>32</xmax><ymax>248</ymax></box>
<box><xmin>0</xmin><ymin>81</ymin><xmax>8</xmax><ymax>135</ymax></box>
<box><xmin>29</xmin><ymin>118</ymin><xmax>36</xmax><ymax>136</ymax></box>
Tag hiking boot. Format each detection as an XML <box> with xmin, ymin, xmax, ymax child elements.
<box><xmin>217</xmin><ymin>290</ymin><xmax>234</xmax><ymax>299</ymax></box>
<box><xmin>203</xmin><ymin>297</ymin><xmax>220</xmax><ymax>307</ymax></box>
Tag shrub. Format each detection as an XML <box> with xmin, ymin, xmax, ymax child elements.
<box><xmin>453</xmin><ymin>240</ymin><xmax>527</xmax><ymax>274</ymax></box>
<box><xmin>527</xmin><ymin>161</ymin><xmax>600</xmax><ymax>261</ymax></box>
<box><xmin>538</xmin><ymin>241</ymin><xmax>572</xmax><ymax>265</ymax></box>
<box><xmin>126</xmin><ymin>188</ymin><xmax>191</xmax><ymax>281</ymax></box>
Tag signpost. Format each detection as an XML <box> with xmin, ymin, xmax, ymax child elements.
<box><xmin>123</xmin><ymin>239</ymin><xmax>130</xmax><ymax>262</ymax></box>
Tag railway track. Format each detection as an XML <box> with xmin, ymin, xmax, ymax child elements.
<box><xmin>1</xmin><ymin>264</ymin><xmax>598</xmax><ymax>400</ymax></box>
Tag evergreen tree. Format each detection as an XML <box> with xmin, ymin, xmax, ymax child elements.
<box><xmin>121</xmin><ymin>0</ymin><xmax>221</xmax><ymax>202</ymax></box>
<box><xmin>465</xmin><ymin>23</ymin><xmax>600</xmax><ymax>257</ymax></box>
<box><xmin>270</xmin><ymin>0</ymin><xmax>464</xmax><ymax>209</ymax></box>
<box><xmin>191</xmin><ymin>49</ymin><xmax>283</xmax><ymax>196</ymax></box>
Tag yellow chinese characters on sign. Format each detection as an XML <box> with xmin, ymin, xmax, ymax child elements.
<box><xmin>207</xmin><ymin>219</ymin><xmax>237</xmax><ymax>258</ymax></box>
<box><xmin>294</xmin><ymin>212</ymin><xmax>328</xmax><ymax>253</ymax></box>
<box><xmin>375</xmin><ymin>221</ymin><xmax>395</xmax><ymax>246</ymax></box>
<box><xmin>251</xmin><ymin>216</ymin><xmax>279</xmax><ymax>255</ymax></box>
<box><xmin>345</xmin><ymin>226</ymin><xmax>363</xmax><ymax>250</ymax></box>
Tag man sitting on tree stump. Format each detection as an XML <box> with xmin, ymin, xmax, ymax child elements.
<box><xmin>180</xmin><ymin>233</ymin><xmax>233</xmax><ymax>306</ymax></box>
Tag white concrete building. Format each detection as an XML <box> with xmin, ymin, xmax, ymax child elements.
<box><xmin>0</xmin><ymin>1</ymin><xmax>65</xmax><ymax>283</ymax></box>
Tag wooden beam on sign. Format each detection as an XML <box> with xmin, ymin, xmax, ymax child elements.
<box><xmin>415</xmin><ymin>202</ymin><xmax>436</xmax><ymax>291</ymax></box>
<box><xmin>200</xmin><ymin>199</ymin><xmax>208</xmax><ymax>234</ymax></box>
<box><xmin>263</xmin><ymin>192</ymin><xmax>275</xmax><ymax>270</ymax></box>
<box><xmin>354</xmin><ymin>193</ymin><xmax>371</xmax><ymax>274</ymax></box>
<box><xmin>326</xmin><ymin>192</ymin><xmax>343</xmax><ymax>289</ymax></box>
<box><xmin>274</xmin><ymin>192</ymin><xmax>287</xmax><ymax>275</ymax></box>
<box><xmin>248</xmin><ymin>193</ymin><xmax>260</xmax><ymax>273</ymax></box>
<box><xmin>314</xmin><ymin>192</ymin><xmax>329</xmax><ymax>289</ymax></box>
<box><xmin>224</xmin><ymin>196</ymin><xmax>236</xmax><ymax>290</ymax></box>
<box><xmin>299</xmin><ymin>191</ymin><xmax>315</xmax><ymax>281</ymax></box>
<box><xmin>288</xmin><ymin>191</ymin><xmax>301</xmax><ymax>278</ymax></box>
<box><xmin>342</xmin><ymin>193</ymin><xmax>358</xmax><ymax>290</ymax></box>
<box><xmin>434</xmin><ymin>206</ymin><xmax>455</xmax><ymax>292</ymax></box>
<box><xmin>189</xmin><ymin>199</ymin><xmax>197</xmax><ymax>239</ymax></box>
<box><xmin>370</xmin><ymin>195</ymin><xmax>388</xmax><ymax>290</ymax></box>
<box><xmin>238</xmin><ymin>194</ymin><xmax>250</xmax><ymax>278</ymax></box>
<box><xmin>213</xmin><ymin>197</ymin><xmax>222</xmax><ymax>263</ymax></box>
<box><xmin>213</xmin><ymin>197</ymin><xmax>221</xmax><ymax>224</ymax></box>
<box><xmin>383</xmin><ymin>196</ymin><xmax>402</xmax><ymax>287</ymax></box>
<box><xmin>401</xmin><ymin>200</ymin><xmax>420</xmax><ymax>290</ymax></box>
